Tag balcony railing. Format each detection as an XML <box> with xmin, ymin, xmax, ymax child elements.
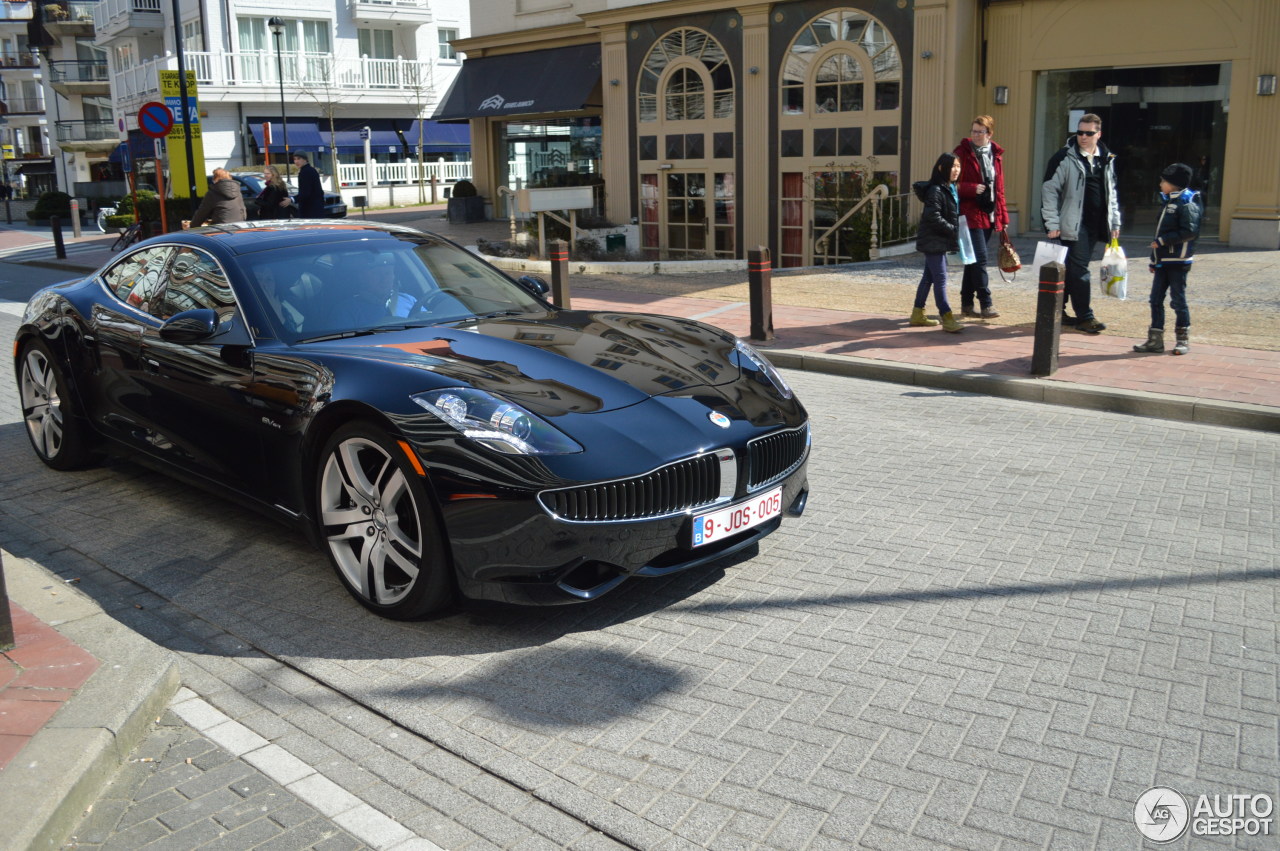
<box><xmin>92</xmin><ymin>0</ymin><xmax>160</xmax><ymax>31</ymax></box>
<box><xmin>0</xmin><ymin>97</ymin><xmax>46</xmax><ymax>114</ymax></box>
<box><xmin>0</xmin><ymin>50</ymin><xmax>40</xmax><ymax>67</ymax></box>
<box><xmin>115</xmin><ymin>50</ymin><xmax>434</xmax><ymax>102</ymax></box>
<box><xmin>49</xmin><ymin>59</ymin><xmax>110</xmax><ymax>84</ymax></box>
<box><xmin>43</xmin><ymin>1</ymin><xmax>98</xmax><ymax>23</ymax></box>
<box><xmin>55</xmin><ymin>119</ymin><xmax>118</xmax><ymax>143</ymax></box>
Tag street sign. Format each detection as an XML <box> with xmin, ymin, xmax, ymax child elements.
<box><xmin>360</xmin><ymin>127</ymin><xmax>370</xmax><ymax>140</ymax></box>
<box><xmin>116</xmin><ymin>142</ymin><xmax>131</xmax><ymax>174</ymax></box>
<box><xmin>138</xmin><ymin>101</ymin><xmax>174</xmax><ymax>139</ymax></box>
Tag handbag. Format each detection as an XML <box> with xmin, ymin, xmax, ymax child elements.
<box><xmin>1100</xmin><ymin>238</ymin><xmax>1128</xmax><ymax>299</ymax></box>
<box><xmin>1030</xmin><ymin>240</ymin><xmax>1068</xmax><ymax>275</ymax></box>
<box><xmin>997</xmin><ymin>230</ymin><xmax>1021</xmax><ymax>281</ymax></box>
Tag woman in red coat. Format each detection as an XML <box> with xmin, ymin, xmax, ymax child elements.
<box><xmin>953</xmin><ymin>115</ymin><xmax>1009</xmax><ymax>318</ymax></box>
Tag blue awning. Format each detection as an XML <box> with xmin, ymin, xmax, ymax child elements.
<box><xmin>331</xmin><ymin>119</ymin><xmax>404</xmax><ymax>153</ymax></box>
<box><xmin>402</xmin><ymin>119</ymin><xmax>470</xmax><ymax>153</ymax></box>
<box><xmin>247</xmin><ymin>120</ymin><xmax>326</xmax><ymax>153</ymax></box>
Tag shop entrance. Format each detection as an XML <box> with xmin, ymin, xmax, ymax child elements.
<box><xmin>1032</xmin><ymin>63</ymin><xmax>1229</xmax><ymax>238</ymax></box>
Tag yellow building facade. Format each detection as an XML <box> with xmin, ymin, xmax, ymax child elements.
<box><xmin>438</xmin><ymin>0</ymin><xmax>1280</xmax><ymax>260</ymax></box>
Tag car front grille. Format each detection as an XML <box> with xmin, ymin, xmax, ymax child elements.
<box><xmin>540</xmin><ymin>451</ymin><xmax>729</xmax><ymax>522</ymax></box>
<box><xmin>747</xmin><ymin>424</ymin><xmax>809</xmax><ymax>490</ymax></box>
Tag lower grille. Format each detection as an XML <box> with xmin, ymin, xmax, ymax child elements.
<box><xmin>540</xmin><ymin>452</ymin><xmax>725</xmax><ymax>522</ymax></box>
<box><xmin>747</xmin><ymin>424</ymin><xmax>809</xmax><ymax>490</ymax></box>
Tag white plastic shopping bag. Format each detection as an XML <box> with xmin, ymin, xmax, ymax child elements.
<box><xmin>1100</xmin><ymin>238</ymin><xmax>1128</xmax><ymax>299</ymax></box>
<box><xmin>1030</xmin><ymin>240</ymin><xmax>1068</xmax><ymax>274</ymax></box>
<box><xmin>955</xmin><ymin>225</ymin><xmax>976</xmax><ymax>266</ymax></box>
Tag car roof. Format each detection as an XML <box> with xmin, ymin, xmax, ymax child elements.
<box><xmin>171</xmin><ymin>221</ymin><xmax>434</xmax><ymax>256</ymax></box>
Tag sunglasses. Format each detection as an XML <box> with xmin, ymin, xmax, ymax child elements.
<box><xmin>1076</xmin><ymin>130</ymin><xmax>1098</xmax><ymax>137</ymax></box>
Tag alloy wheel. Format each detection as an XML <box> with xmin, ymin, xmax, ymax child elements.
<box><xmin>319</xmin><ymin>436</ymin><xmax>425</xmax><ymax>607</ymax></box>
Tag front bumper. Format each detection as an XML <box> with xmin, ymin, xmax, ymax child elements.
<box><xmin>448</xmin><ymin>455</ymin><xmax>809</xmax><ymax>605</ymax></box>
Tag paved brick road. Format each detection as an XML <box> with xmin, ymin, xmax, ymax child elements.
<box><xmin>3</xmin><ymin>283</ymin><xmax>1278</xmax><ymax>849</ymax></box>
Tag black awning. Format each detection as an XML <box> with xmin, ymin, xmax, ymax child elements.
<box><xmin>16</xmin><ymin>160</ymin><xmax>56</xmax><ymax>175</ymax></box>
<box><xmin>432</xmin><ymin>44</ymin><xmax>601</xmax><ymax>122</ymax></box>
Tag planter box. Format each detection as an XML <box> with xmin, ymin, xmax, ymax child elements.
<box><xmin>447</xmin><ymin>195</ymin><xmax>485</xmax><ymax>224</ymax></box>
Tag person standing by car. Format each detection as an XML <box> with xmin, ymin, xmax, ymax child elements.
<box><xmin>909</xmin><ymin>152</ymin><xmax>965</xmax><ymax>334</ymax></box>
<box><xmin>292</xmin><ymin>153</ymin><xmax>324</xmax><ymax>218</ymax></box>
<box><xmin>1041</xmin><ymin>112</ymin><xmax>1121</xmax><ymax>335</ymax></box>
<box><xmin>954</xmin><ymin>115</ymin><xmax>1007</xmax><ymax>319</ymax></box>
<box><xmin>188</xmin><ymin>168</ymin><xmax>246</xmax><ymax>227</ymax></box>
<box><xmin>253</xmin><ymin>165</ymin><xmax>294</xmax><ymax>220</ymax></box>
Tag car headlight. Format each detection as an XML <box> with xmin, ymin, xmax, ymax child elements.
<box><xmin>412</xmin><ymin>389</ymin><xmax>582</xmax><ymax>455</ymax></box>
<box><xmin>733</xmin><ymin>339</ymin><xmax>794</xmax><ymax>399</ymax></box>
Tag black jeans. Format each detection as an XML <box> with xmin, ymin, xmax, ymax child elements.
<box><xmin>960</xmin><ymin>226</ymin><xmax>994</xmax><ymax>309</ymax></box>
<box><xmin>1060</xmin><ymin>226</ymin><xmax>1102</xmax><ymax>321</ymax></box>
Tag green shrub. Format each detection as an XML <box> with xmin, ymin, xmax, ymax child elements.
<box><xmin>26</xmin><ymin>191</ymin><xmax>73</xmax><ymax>222</ymax></box>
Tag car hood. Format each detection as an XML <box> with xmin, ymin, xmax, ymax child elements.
<box><xmin>300</xmin><ymin>309</ymin><xmax>745</xmax><ymax>416</ymax></box>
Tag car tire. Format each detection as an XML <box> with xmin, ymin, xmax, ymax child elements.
<box><xmin>18</xmin><ymin>338</ymin><xmax>99</xmax><ymax>470</ymax></box>
<box><xmin>316</xmin><ymin>421</ymin><xmax>452</xmax><ymax>619</ymax></box>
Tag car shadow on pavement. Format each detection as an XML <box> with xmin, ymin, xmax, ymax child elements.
<box><xmin>0</xmin><ymin>423</ymin><xmax>756</xmax><ymax>663</ymax></box>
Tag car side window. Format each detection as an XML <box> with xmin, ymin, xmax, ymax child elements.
<box><xmin>159</xmin><ymin>248</ymin><xmax>237</xmax><ymax>321</ymax></box>
<box><xmin>102</xmin><ymin>245</ymin><xmax>176</xmax><ymax>318</ymax></box>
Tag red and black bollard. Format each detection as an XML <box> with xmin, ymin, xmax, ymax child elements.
<box><xmin>748</xmin><ymin>246</ymin><xmax>774</xmax><ymax>342</ymax></box>
<box><xmin>549</xmin><ymin>239</ymin><xmax>571</xmax><ymax>308</ymax></box>
<box><xmin>1030</xmin><ymin>261</ymin><xmax>1066</xmax><ymax>376</ymax></box>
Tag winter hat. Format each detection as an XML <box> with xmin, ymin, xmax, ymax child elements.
<box><xmin>1160</xmin><ymin>162</ymin><xmax>1193</xmax><ymax>190</ymax></box>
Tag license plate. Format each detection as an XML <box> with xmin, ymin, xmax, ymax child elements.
<box><xmin>691</xmin><ymin>487</ymin><xmax>783</xmax><ymax>547</ymax></box>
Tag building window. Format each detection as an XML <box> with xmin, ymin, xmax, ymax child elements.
<box><xmin>438</xmin><ymin>28</ymin><xmax>458</xmax><ymax>61</ymax></box>
<box><xmin>638</xmin><ymin>28</ymin><xmax>733</xmax><ymax>123</ymax></box>
<box><xmin>182</xmin><ymin>19</ymin><xmax>202</xmax><ymax>53</ymax></box>
<box><xmin>781</xmin><ymin>10</ymin><xmax>900</xmax><ymax>117</ymax></box>
<box><xmin>358</xmin><ymin>29</ymin><xmax>394</xmax><ymax>60</ymax></box>
<box><xmin>114</xmin><ymin>43</ymin><xmax>134</xmax><ymax>71</ymax></box>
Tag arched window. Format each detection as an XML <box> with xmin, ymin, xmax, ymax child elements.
<box><xmin>638</xmin><ymin>28</ymin><xmax>734</xmax><ymax>123</ymax></box>
<box><xmin>781</xmin><ymin>10</ymin><xmax>900</xmax><ymax>116</ymax></box>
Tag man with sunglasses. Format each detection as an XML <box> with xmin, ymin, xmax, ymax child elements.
<box><xmin>1041</xmin><ymin>113</ymin><xmax>1121</xmax><ymax>334</ymax></box>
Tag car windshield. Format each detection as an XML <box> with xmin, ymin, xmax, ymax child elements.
<box><xmin>242</xmin><ymin>235</ymin><xmax>547</xmax><ymax>343</ymax></box>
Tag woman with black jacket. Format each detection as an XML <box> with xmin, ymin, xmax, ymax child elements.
<box><xmin>909</xmin><ymin>152</ymin><xmax>964</xmax><ymax>333</ymax></box>
<box><xmin>253</xmin><ymin>166</ymin><xmax>294</xmax><ymax>220</ymax></box>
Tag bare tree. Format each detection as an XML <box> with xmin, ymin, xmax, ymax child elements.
<box><xmin>297</xmin><ymin>54</ymin><xmax>345</xmax><ymax>186</ymax></box>
<box><xmin>400</xmin><ymin>59</ymin><xmax>436</xmax><ymax>204</ymax></box>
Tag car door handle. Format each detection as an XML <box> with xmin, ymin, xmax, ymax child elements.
<box><xmin>144</xmin><ymin>357</ymin><xmax>160</xmax><ymax>374</ymax></box>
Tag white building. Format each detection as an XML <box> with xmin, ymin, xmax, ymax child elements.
<box><xmin>39</xmin><ymin>0</ymin><xmax>470</xmax><ymax>196</ymax></box>
<box><xmin>0</xmin><ymin>0</ymin><xmax>57</xmax><ymax>197</ymax></box>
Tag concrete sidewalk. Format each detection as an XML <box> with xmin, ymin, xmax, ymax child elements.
<box><xmin>1</xmin><ymin>214</ymin><xmax>1276</xmax><ymax>847</ymax></box>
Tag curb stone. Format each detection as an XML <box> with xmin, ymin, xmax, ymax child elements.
<box><xmin>0</xmin><ymin>550</ymin><xmax>180</xmax><ymax>850</ymax></box>
<box><xmin>765</xmin><ymin>349</ymin><xmax>1280</xmax><ymax>434</ymax></box>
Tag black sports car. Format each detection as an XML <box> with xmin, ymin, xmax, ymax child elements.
<box><xmin>15</xmin><ymin>222</ymin><xmax>810</xmax><ymax>619</ymax></box>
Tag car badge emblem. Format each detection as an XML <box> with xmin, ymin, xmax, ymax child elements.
<box><xmin>708</xmin><ymin>412</ymin><xmax>731</xmax><ymax>429</ymax></box>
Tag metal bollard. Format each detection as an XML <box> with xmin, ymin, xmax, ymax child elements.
<box><xmin>549</xmin><ymin>239</ymin><xmax>571</xmax><ymax>308</ymax></box>
<box><xmin>70</xmin><ymin>198</ymin><xmax>82</xmax><ymax>238</ymax></box>
<box><xmin>51</xmin><ymin>216</ymin><xmax>66</xmax><ymax>259</ymax></box>
<box><xmin>748</xmin><ymin>246</ymin><xmax>774</xmax><ymax>342</ymax></box>
<box><xmin>0</xmin><ymin>551</ymin><xmax>14</xmax><ymax>651</ymax></box>
<box><xmin>1030</xmin><ymin>261</ymin><xmax>1066</xmax><ymax>376</ymax></box>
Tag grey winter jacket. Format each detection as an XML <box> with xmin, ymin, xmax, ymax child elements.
<box><xmin>1041</xmin><ymin>137</ymin><xmax>1120</xmax><ymax>241</ymax></box>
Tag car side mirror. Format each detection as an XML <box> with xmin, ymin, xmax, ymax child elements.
<box><xmin>516</xmin><ymin>275</ymin><xmax>550</xmax><ymax>297</ymax></box>
<box><xmin>160</xmin><ymin>308</ymin><xmax>220</xmax><ymax>343</ymax></box>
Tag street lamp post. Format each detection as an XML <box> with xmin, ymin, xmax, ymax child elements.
<box><xmin>268</xmin><ymin>17</ymin><xmax>289</xmax><ymax>175</ymax></box>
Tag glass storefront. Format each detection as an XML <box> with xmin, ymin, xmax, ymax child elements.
<box><xmin>497</xmin><ymin>118</ymin><xmax>603</xmax><ymax>218</ymax></box>
<box><xmin>1032</xmin><ymin>63</ymin><xmax>1229</xmax><ymax>238</ymax></box>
